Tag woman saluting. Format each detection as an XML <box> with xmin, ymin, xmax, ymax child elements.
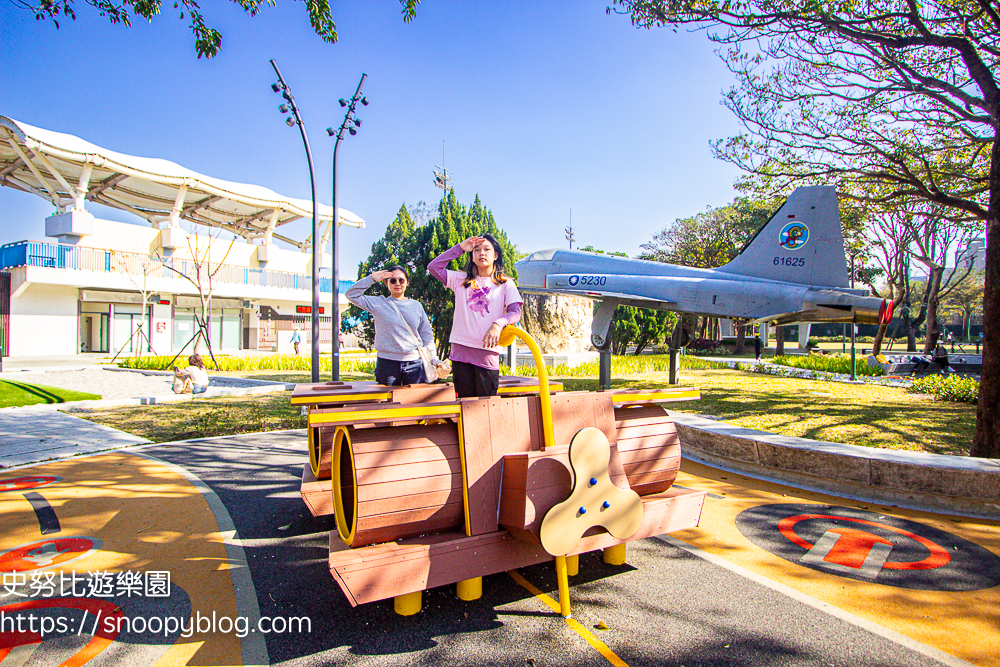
<box><xmin>428</xmin><ymin>234</ymin><xmax>523</xmax><ymax>398</ymax></box>
<box><xmin>346</xmin><ymin>265</ymin><xmax>446</xmax><ymax>386</ymax></box>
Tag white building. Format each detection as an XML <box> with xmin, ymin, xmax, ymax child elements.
<box><xmin>0</xmin><ymin>116</ymin><xmax>363</xmax><ymax>358</ymax></box>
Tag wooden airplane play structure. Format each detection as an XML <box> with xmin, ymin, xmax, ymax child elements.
<box><xmin>293</xmin><ymin>326</ymin><xmax>707</xmax><ymax>617</ymax></box>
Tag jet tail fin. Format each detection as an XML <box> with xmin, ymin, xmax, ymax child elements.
<box><xmin>718</xmin><ymin>186</ymin><xmax>849</xmax><ymax>288</ymax></box>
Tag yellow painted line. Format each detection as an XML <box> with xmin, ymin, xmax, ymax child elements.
<box><xmin>508</xmin><ymin>569</ymin><xmax>629</xmax><ymax>667</ymax></box>
<box><xmin>309</xmin><ymin>404</ymin><xmax>460</xmax><ymax>425</ymax></box>
<box><xmin>456</xmin><ymin>415</ymin><xmax>472</xmax><ymax>537</ymax></box>
<box><xmin>291</xmin><ymin>392</ymin><xmax>392</xmax><ymax>405</ymax></box>
<box><xmin>612</xmin><ymin>390</ymin><xmax>700</xmax><ymax>402</ymax></box>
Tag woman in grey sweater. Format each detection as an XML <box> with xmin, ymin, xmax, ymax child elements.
<box><xmin>346</xmin><ymin>266</ymin><xmax>447</xmax><ymax>385</ymax></box>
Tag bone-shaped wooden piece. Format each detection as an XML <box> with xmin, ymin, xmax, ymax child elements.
<box><xmin>539</xmin><ymin>427</ymin><xmax>644</xmax><ymax>556</ymax></box>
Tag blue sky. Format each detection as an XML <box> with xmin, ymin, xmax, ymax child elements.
<box><xmin>0</xmin><ymin>1</ymin><xmax>744</xmax><ymax>270</ymax></box>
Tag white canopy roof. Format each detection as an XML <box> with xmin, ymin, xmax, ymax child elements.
<box><xmin>0</xmin><ymin>115</ymin><xmax>363</xmax><ymax>250</ymax></box>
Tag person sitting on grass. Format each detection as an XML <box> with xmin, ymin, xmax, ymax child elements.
<box><xmin>173</xmin><ymin>354</ymin><xmax>209</xmax><ymax>394</ymax></box>
<box><xmin>931</xmin><ymin>345</ymin><xmax>951</xmax><ymax>375</ymax></box>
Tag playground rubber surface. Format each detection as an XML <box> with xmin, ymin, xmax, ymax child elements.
<box><xmin>1</xmin><ymin>432</ymin><xmax>997</xmax><ymax>667</ymax></box>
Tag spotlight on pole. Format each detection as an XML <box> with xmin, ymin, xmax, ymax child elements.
<box><xmin>328</xmin><ymin>73</ymin><xmax>368</xmax><ymax>381</ymax></box>
<box><xmin>269</xmin><ymin>58</ymin><xmax>322</xmax><ymax>384</ymax></box>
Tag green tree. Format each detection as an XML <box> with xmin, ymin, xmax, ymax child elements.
<box><xmin>612</xmin><ymin>0</ymin><xmax>1000</xmax><ymax>458</ymax></box>
<box><xmin>24</xmin><ymin>0</ymin><xmax>419</xmax><ymax>58</ymax></box>
<box><xmin>637</xmin><ymin>198</ymin><xmax>765</xmax><ymax>345</ymax></box>
<box><xmin>638</xmin><ymin>197</ymin><xmax>771</xmax><ymax>268</ymax></box>
<box><xmin>942</xmin><ymin>270</ymin><xmax>986</xmax><ymax>341</ymax></box>
<box><xmin>349</xmin><ymin>191</ymin><xmax>520</xmax><ymax>359</ymax></box>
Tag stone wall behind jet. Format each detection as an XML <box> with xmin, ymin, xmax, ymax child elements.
<box><xmin>520</xmin><ymin>294</ymin><xmax>593</xmax><ymax>354</ymax></box>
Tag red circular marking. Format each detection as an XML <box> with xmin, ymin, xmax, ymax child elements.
<box><xmin>777</xmin><ymin>514</ymin><xmax>951</xmax><ymax>570</ymax></box>
<box><xmin>1</xmin><ymin>597</ymin><xmax>123</xmax><ymax>665</ymax></box>
<box><xmin>0</xmin><ymin>476</ymin><xmax>60</xmax><ymax>493</ymax></box>
<box><xmin>0</xmin><ymin>537</ymin><xmax>100</xmax><ymax>573</ymax></box>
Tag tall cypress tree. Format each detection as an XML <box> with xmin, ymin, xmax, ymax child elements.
<box><xmin>348</xmin><ymin>190</ymin><xmax>521</xmax><ymax>359</ymax></box>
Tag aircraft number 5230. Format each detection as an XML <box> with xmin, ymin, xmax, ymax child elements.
<box><xmin>577</xmin><ymin>275</ymin><xmax>607</xmax><ymax>286</ymax></box>
<box><xmin>773</xmin><ymin>257</ymin><xmax>805</xmax><ymax>267</ymax></box>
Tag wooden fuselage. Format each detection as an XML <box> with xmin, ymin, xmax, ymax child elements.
<box><xmin>294</xmin><ymin>378</ymin><xmax>706</xmax><ymax>606</ymax></box>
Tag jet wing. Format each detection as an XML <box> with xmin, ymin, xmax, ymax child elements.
<box><xmin>518</xmin><ymin>286</ymin><xmax>677</xmax><ymax>307</ymax></box>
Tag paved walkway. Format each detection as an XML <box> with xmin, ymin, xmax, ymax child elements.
<box><xmin>0</xmin><ymin>408</ymin><xmax>149</xmax><ymax>468</ymax></box>
<box><xmin>2</xmin><ymin>432</ymin><xmax>995</xmax><ymax>666</ymax></box>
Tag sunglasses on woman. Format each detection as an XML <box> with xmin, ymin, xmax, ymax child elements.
<box><xmin>388</xmin><ymin>278</ymin><xmax>406</xmax><ymax>285</ymax></box>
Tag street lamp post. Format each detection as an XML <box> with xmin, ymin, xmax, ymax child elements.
<box><xmin>326</xmin><ymin>74</ymin><xmax>368</xmax><ymax>382</ymax></box>
<box><xmin>850</xmin><ymin>252</ymin><xmax>857</xmax><ymax>381</ymax></box>
<box><xmin>270</xmin><ymin>59</ymin><xmax>322</xmax><ymax>383</ymax></box>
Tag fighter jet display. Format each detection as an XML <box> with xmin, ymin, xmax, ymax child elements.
<box><xmin>515</xmin><ymin>186</ymin><xmax>893</xmax><ymax>349</ymax></box>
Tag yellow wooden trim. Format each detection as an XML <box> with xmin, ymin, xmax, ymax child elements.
<box><xmin>309</xmin><ymin>404</ymin><xmax>460</xmax><ymax>426</ymax></box>
<box><xmin>497</xmin><ymin>382</ymin><xmax>564</xmax><ymax>395</ymax></box>
<box><xmin>611</xmin><ymin>390</ymin><xmax>700</xmax><ymax>403</ymax></box>
<box><xmin>456</xmin><ymin>414</ymin><xmax>472</xmax><ymax>537</ymax></box>
<box><xmin>332</xmin><ymin>427</ymin><xmax>357</xmax><ymax>546</ymax></box>
<box><xmin>307</xmin><ymin>426</ymin><xmax>321</xmax><ymax>478</ymax></box>
<box><xmin>291</xmin><ymin>392</ymin><xmax>391</xmax><ymax>405</ymax></box>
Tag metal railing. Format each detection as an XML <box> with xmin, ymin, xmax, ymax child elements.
<box><xmin>0</xmin><ymin>240</ymin><xmax>352</xmax><ymax>294</ymax></box>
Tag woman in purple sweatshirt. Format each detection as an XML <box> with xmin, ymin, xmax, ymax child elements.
<box><xmin>429</xmin><ymin>233</ymin><xmax>523</xmax><ymax>398</ymax></box>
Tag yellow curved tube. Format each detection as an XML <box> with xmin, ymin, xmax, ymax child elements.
<box><xmin>499</xmin><ymin>325</ymin><xmax>553</xmax><ymax>451</ymax></box>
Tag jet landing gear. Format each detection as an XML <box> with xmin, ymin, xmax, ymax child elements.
<box><xmin>591</xmin><ymin>300</ymin><xmax>619</xmax><ymax>391</ymax></box>
<box><xmin>668</xmin><ymin>313</ymin><xmax>698</xmax><ymax>386</ymax></box>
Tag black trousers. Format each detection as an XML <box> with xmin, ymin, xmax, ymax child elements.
<box><xmin>451</xmin><ymin>360</ymin><xmax>500</xmax><ymax>398</ymax></box>
<box><xmin>375</xmin><ymin>357</ymin><xmax>425</xmax><ymax>386</ymax></box>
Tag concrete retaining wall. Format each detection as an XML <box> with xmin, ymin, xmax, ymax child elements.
<box><xmin>669</xmin><ymin>411</ymin><xmax>1000</xmax><ymax>519</ymax></box>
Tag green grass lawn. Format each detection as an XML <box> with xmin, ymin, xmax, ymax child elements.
<box><xmin>76</xmin><ymin>365</ymin><xmax>975</xmax><ymax>456</ymax></box>
<box><xmin>560</xmin><ymin>369</ymin><xmax>973</xmax><ymax>456</ymax></box>
<box><xmin>0</xmin><ymin>380</ymin><xmax>101</xmax><ymax>408</ymax></box>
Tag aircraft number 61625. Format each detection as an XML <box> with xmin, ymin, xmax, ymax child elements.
<box><xmin>773</xmin><ymin>257</ymin><xmax>805</xmax><ymax>267</ymax></box>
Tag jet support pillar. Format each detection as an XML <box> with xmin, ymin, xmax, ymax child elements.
<box><xmin>599</xmin><ymin>343</ymin><xmax>612</xmax><ymax>390</ymax></box>
<box><xmin>591</xmin><ymin>300</ymin><xmax>619</xmax><ymax>391</ymax></box>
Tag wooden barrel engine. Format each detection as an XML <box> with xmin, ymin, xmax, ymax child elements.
<box><xmin>613</xmin><ymin>403</ymin><xmax>682</xmax><ymax>495</ymax></box>
<box><xmin>332</xmin><ymin>421</ymin><xmax>466</xmax><ymax>547</ymax></box>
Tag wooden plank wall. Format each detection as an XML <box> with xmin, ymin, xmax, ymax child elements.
<box><xmin>549</xmin><ymin>392</ymin><xmax>617</xmax><ymax>447</ymax></box>
<box><xmin>459</xmin><ymin>396</ymin><xmax>538</xmax><ymax>536</ymax></box>
<box><xmin>459</xmin><ymin>392</ymin><xmax>619</xmax><ymax>537</ymax></box>
<box><xmin>614</xmin><ymin>404</ymin><xmax>681</xmax><ymax>495</ymax></box>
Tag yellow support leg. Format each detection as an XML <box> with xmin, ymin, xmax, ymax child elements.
<box><xmin>566</xmin><ymin>554</ymin><xmax>579</xmax><ymax>577</ymax></box>
<box><xmin>603</xmin><ymin>543</ymin><xmax>627</xmax><ymax>565</ymax></box>
<box><xmin>555</xmin><ymin>555</ymin><xmax>571</xmax><ymax>618</ymax></box>
<box><xmin>456</xmin><ymin>577</ymin><xmax>482</xmax><ymax>601</ymax></box>
<box><xmin>394</xmin><ymin>591</ymin><xmax>422</xmax><ymax>616</ymax></box>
